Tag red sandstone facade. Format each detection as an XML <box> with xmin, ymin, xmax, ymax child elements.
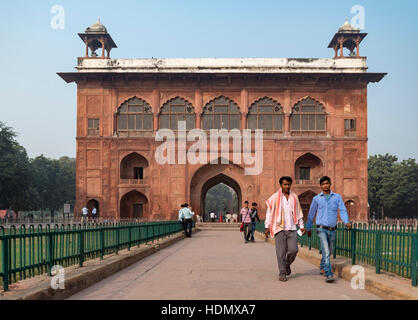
<box><xmin>59</xmin><ymin>20</ymin><xmax>385</xmax><ymax>222</ymax></box>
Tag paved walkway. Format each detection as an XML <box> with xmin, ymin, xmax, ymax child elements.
<box><xmin>68</xmin><ymin>230</ymin><xmax>380</xmax><ymax>300</ymax></box>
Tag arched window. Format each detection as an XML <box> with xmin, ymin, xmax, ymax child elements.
<box><xmin>247</xmin><ymin>97</ymin><xmax>284</xmax><ymax>131</ymax></box>
<box><xmin>202</xmin><ymin>96</ymin><xmax>240</xmax><ymax>130</ymax></box>
<box><xmin>120</xmin><ymin>152</ymin><xmax>149</xmax><ymax>180</ymax></box>
<box><xmin>294</xmin><ymin>153</ymin><xmax>323</xmax><ymax>184</ymax></box>
<box><xmin>291</xmin><ymin>97</ymin><xmax>326</xmax><ymax>135</ymax></box>
<box><xmin>117</xmin><ymin>97</ymin><xmax>153</xmax><ymax>135</ymax></box>
<box><xmin>159</xmin><ymin>97</ymin><xmax>195</xmax><ymax>130</ymax></box>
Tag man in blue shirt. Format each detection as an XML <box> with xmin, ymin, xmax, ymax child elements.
<box><xmin>306</xmin><ymin>176</ymin><xmax>351</xmax><ymax>283</ymax></box>
<box><xmin>179</xmin><ymin>203</ymin><xmax>194</xmax><ymax>237</ymax></box>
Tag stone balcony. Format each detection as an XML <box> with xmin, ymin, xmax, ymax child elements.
<box><xmin>295</xmin><ymin>179</ymin><xmax>318</xmax><ymax>185</ymax></box>
<box><xmin>119</xmin><ymin>178</ymin><xmax>149</xmax><ymax>186</ymax></box>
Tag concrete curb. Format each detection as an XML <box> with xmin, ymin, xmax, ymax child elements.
<box><xmin>0</xmin><ymin>229</ymin><xmax>200</xmax><ymax>300</ymax></box>
<box><xmin>254</xmin><ymin>231</ymin><xmax>418</xmax><ymax>300</ymax></box>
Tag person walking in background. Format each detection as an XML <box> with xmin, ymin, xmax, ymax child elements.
<box><xmin>210</xmin><ymin>211</ymin><xmax>216</xmax><ymax>222</ymax></box>
<box><xmin>306</xmin><ymin>176</ymin><xmax>351</xmax><ymax>283</ymax></box>
<box><xmin>264</xmin><ymin>177</ymin><xmax>305</xmax><ymax>282</ymax></box>
<box><xmin>179</xmin><ymin>204</ymin><xmax>187</xmax><ymax>235</ymax></box>
<box><xmin>250</xmin><ymin>202</ymin><xmax>260</xmax><ymax>242</ymax></box>
<box><xmin>82</xmin><ymin>206</ymin><xmax>88</xmax><ymax>224</ymax></box>
<box><xmin>241</xmin><ymin>201</ymin><xmax>252</xmax><ymax>243</ymax></box>
<box><xmin>92</xmin><ymin>206</ymin><xmax>97</xmax><ymax>220</ymax></box>
<box><xmin>180</xmin><ymin>203</ymin><xmax>194</xmax><ymax>237</ymax></box>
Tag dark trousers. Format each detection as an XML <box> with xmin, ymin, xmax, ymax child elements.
<box><xmin>243</xmin><ymin>223</ymin><xmax>252</xmax><ymax>242</ymax></box>
<box><xmin>274</xmin><ymin>230</ymin><xmax>299</xmax><ymax>275</ymax></box>
<box><xmin>184</xmin><ymin>218</ymin><xmax>193</xmax><ymax>237</ymax></box>
<box><xmin>180</xmin><ymin>219</ymin><xmax>187</xmax><ymax>234</ymax></box>
<box><xmin>251</xmin><ymin>221</ymin><xmax>256</xmax><ymax>240</ymax></box>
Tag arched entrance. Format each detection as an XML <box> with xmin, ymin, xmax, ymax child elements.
<box><xmin>201</xmin><ymin>175</ymin><xmax>241</xmax><ymax>222</ymax></box>
<box><xmin>345</xmin><ymin>200</ymin><xmax>357</xmax><ymax>221</ymax></box>
<box><xmin>120</xmin><ymin>190</ymin><xmax>149</xmax><ymax>219</ymax></box>
<box><xmin>190</xmin><ymin>159</ymin><xmax>246</xmax><ymax>221</ymax></box>
<box><xmin>87</xmin><ymin>199</ymin><xmax>99</xmax><ymax>218</ymax></box>
<box><xmin>298</xmin><ymin>190</ymin><xmax>317</xmax><ymax>221</ymax></box>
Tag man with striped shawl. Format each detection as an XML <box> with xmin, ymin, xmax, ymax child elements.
<box><xmin>264</xmin><ymin>176</ymin><xmax>305</xmax><ymax>282</ymax></box>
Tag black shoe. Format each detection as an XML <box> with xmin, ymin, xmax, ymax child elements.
<box><xmin>286</xmin><ymin>266</ymin><xmax>291</xmax><ymax>276</ymax></box>
<box><xmin>251</xmin><ymin>239</ymin><xmax>255</xmax><ymax>242</ymax></box>
<box><xmin>279</xmin><ymin>274</ymin><xmax>288</xmax><ymax>282</ymax></box>
<box><xmin>325</xmin><ymin>275</ymin><xmax>335</xmax><ymax>283</ymax></box>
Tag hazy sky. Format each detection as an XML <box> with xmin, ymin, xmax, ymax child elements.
<box><xmin>0</xmin><ymin>0</ymin><xmax>417</xmax><ymax>161</ymax></box>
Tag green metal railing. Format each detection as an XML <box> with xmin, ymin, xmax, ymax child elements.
<box><xmin>0</xmin><ymin>220</ymin><xmax>187</xmax><ymax>291</ymax></box>
<box><xmin>256</xmin><ymin>221</ymin><xmax>418</xmax><ymax>286</ymax></box>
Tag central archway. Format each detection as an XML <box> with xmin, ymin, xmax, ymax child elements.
<box><xmin>201</xmin><ymin>174</ymin><xmax>242</xmax><ymax>222</ymax></box>
<box><xmin>190</xmin><ymin>159</ymin><xmax>246</xmax><ymax>221</ymax></box>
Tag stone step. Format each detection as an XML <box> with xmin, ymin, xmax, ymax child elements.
<box><xmin>196</xmin><ymin>223</ymin><xmax>242</xmax><ymax>231</ymax></box>
<box><xmin>196</xmin><ymin>223</ymin><xmax>241</xmax><ymax>228</ymax></box>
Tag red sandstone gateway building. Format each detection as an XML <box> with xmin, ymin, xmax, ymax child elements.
<box><xmin>59</xmin><ymin>19</ymin><xmax>386</xmax><ymax>222</ymax></box>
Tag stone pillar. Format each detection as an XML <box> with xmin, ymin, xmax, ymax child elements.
<box><xmin>339</xmin><ymin>38</ymin><xmax>344</xmax><ymax>57</ymax></box>
<box><xmin>85</xmin><ymin>42</ymin><xmax>89</xmax><ymax>57</ymax></box>
<box><xmin>326</xmin><ymin>113</ymin><xmax>331</xmax><ymax>137</ymax></box>
<box><xmin>240</xmin><ymin>89</ymin><xmax>248</xmax><ymax>130</ymax></box>
<box><xmin>355</xmin><ymin>38</ymin><xmax>360</xmax><ymax>57</ymax></box>
<box><xmin>284</xmin><ymin>113</ymin><xmax>291</xmax><ymax>137</ymax></box>
<box><xmin>241</xmin><ymin>112</ymin><xmax>246</xmax><ymax>130</ymax></box>
<box><xmin>113</xmin><ymin>113</ymin><xmax>117</xmax><ymax>135</ymax></box>
<box><xmin>101</xmin><ymin>38</ymin><xmax>105</xmax><ymax>58</ymax></box>
<box><xmin>195</xmin><ymin>90</ymin><xmax>202</xmax><ymax>129</ymax></box>
<box><xmin>153</xmin><ymin>90</ymin><xmax>159</xmax><ymax>131</ymax></box>
<box><xmin>284</xmin><ymin>89</ymin><xmax>291</xmax><ymax>136</ymax></box>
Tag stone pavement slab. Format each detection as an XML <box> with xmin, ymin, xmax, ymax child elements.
<box><xmin>68</xmin><ymin>230</ymin><xmax>381</xmax><ymax>300</ymax></box>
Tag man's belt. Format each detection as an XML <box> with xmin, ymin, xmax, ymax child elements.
<box><xmin>317</xmin><ymin>225</ymin><xmax>336</xmax><ymax>231</ymax></box>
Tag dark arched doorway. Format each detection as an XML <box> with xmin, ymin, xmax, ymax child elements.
<box><xmin>345</xmin><ymin>200</ymin><xmax>357</xmax><ymax>221</ymax></box>
<box><xmin>298</xmin><ymin>190</ymin><xmax>317</xmax><ymax>221</ymax></box>
<box><xmin>201</xmin><ymin>174</ymin><xmax>242</xmax><ymax>222</ymax></box>
<box><xmin>87</xmin><ymin>199</ymin><xmax>99</xmax><ymax>218</ymax></box>
<box><xmin>120</xmin><ymin>190</ymin><xmax>149</xmax><ymax>219</ymax></box>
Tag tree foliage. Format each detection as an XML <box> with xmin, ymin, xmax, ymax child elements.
<box><xmin>368</xmin><ymin>154</ymin><xmax>418</xmax><ymax>218</ymax></box>
<box><xmin>0</xmin><ymin>122</ymin><xmax>75</xmax><ymax>214</ymax></box>
<box><xmin>205</xmin><ymin>183</ymin><xmax>238</xmax><ymax>216</ymax></box>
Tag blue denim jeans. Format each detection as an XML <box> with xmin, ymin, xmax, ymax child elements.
<box><xmin>317</xmin><ymin>228</ymin><xmax>336</xmax><ymax>277</ymax></box>
<box><xmin>251</xmin><ymin>221</ymin><xmax>256</xmax><ymax>240</ymax></box>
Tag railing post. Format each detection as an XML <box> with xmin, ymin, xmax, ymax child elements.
<box><xmin>333</xmin><ymin>232</ymin><xmax>337</xmax><ymax>259</ymax></box>
<box><xmin>48</xmin><ymin>232</ymin><xmax>54</xmax><ymax>275</ymax></box>
<box><xmin>128</xmin><ymin>225</ymin><xmax>132</xmax><ymax>251</ymax></box>
<box><xmin>100</xmin><ymin>227</ymin><xmax>104</xmax><ymax>260</ymax></box>
<box><xmin>308</xmin><ymin>231</ymin><xmax>312</xmax><ymax>251</ymax></box>
<box><xmin>351</xmin><ymin>228</ymin><xmax>356</xmax><ymax>265</ymax></box>
<box><xmin>375</xmin><ymin>230</ymin><xmax>381</xmax><ymax>274</ymax></box>
<box><xmin>79</xmin><ymin>229</ymin><xmax>84</xmax><ymax>267</ymax></box>
<box><xmin>2</xmin><ymin>236</ymin><xmax>9</xmax><ymax>291</ymax></box>
<box><xmin>116</xmin><ymin>226</ymin><xmax>120</xmax><ymax>254</ymax></box>
<box><xmin>138</xmin><ymin>224</ymin><xmax>141</xmax><ymax>247</ymax></box>
<box><xmin>412</xmin><ymin>233</ymin><xmax>417</xmax><ymax>287</ymax></box>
